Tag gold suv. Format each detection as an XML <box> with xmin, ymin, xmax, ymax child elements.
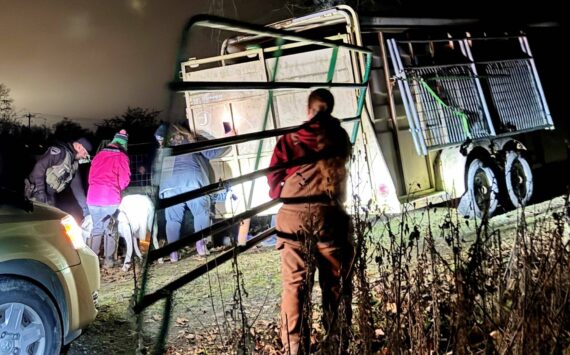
<box><xmin>0</xmin><ymin>190</ymin><xmax>100</xmax><ymax>354</ymax></box>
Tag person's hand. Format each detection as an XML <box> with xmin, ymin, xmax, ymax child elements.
<box><xmin>32</xmin><ymin>191</ymin><xmax>48</xmax><ymax>203</ymax></box>
<box><xmin>81</xmin><ymin>215</ymin><xmax>93</xmax><ymax>231</ymax></box>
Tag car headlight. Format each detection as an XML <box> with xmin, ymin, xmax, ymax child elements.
<box><xmin>61</xmin><ymin>215</ymin><xmax>87</xmax><ymax>249</ymax></box>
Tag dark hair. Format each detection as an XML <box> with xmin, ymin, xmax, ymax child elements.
<box><xmin>308</xmin><ymin>89</ymin><xmax>334</xmax><ymax>114</ymax></box>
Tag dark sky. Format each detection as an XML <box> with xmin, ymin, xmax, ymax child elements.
<box><xmin>0</xmin><ymin>0</ymin><xmax>290</xmax><ymax>127</ymax></box>
<box><xmin>1</xmin><ymin>1</ymin><xmax>564</xmax><ymax>128</ymax></box>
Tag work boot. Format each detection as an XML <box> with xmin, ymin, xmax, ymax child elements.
<box><xmin>196</xmin><ymin>239</ymin><xmax>210</xmax><ymax>257</ymax></box>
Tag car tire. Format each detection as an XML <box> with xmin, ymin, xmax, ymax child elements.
<box><xmin>0</xmin><ymin>276</ymin><xmax>62</xmax><ymax>355</ymax></box>
<box><xmin>504</xmin><ymin>150</ymin><xmax>533</xmax><ymax>208</ymax></box>
<box><xmin>465</xmin><ymin>158</ymin><xmax>499</xmax><ymax>218</ymax></box>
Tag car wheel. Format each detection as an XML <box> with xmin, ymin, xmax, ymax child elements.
<box><xmin>466</xmin><ymin>158</ymin><xmax>499</xmax><ymax>218</ymax></box>
<box><xmin>0</xmin><ymin>277</ymin><xmax>62</xmax><ymax>355</ymax></box>
<box><xmin>504</xmin><ymin>150</ymin><xmax>533</xmax><ymax>208</ymax></box>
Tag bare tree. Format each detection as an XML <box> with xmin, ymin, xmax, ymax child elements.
<box><xmin>1</xmin><ymin>83</ymin><xmax>15</xmax><ymax>122</ymax></box>
<box><xmin>285</xmin><ymin>0</ymin><xmax>381</xmax><ymax>14</ymax></box>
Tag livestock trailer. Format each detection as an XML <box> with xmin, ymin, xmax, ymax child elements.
<box><xmin>177</xmin><ymin>6</ymin><xmax>556</xmax><ymax>218</ymax></box>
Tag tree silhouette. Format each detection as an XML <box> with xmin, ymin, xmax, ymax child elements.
<box><xmin>0</xmin><ymin>84</ymin><xmax>36</xmax><ymax>193</ymax></box>
<box><xmin>285</xmin><ymin>0</ymin><xmax>383</xmax><ymax>14</ymax></box>
<box><xmin>1</xmin><ymin>83</ymin><xmax>18</xmax><ymax>135</ymax></box>
<box><xmin>95</xmin><ymin>106</ymin><xmax>160</xmax><ymax>144</ymax></box>
<box><xmin>0</xmin><ymin>83</ymin><xmax>15</xmax><ymax>120</ymax></box>
<box><xmin>51</xmin><ymin>117</ymin><xmax>92</xmax><ymax>143</ymax></box>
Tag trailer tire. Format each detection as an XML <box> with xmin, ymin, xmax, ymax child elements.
<box><xmin>466</xmin><ymin>158</ymin><xmax>499</xmax><ymax>218</ymax></box>
<box><xmin>504</xmin><ymin>151</ymin><xmax>533</xmax><ymax>208</ymax></box>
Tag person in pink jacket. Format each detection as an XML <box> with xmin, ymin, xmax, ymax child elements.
<box><xmin>87</xmin><ymin>129</ymin><xmax>131</xmax><ymax>268</ymax></box>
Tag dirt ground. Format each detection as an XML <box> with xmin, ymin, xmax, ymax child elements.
<box><xmin>67</xmin><ymin>243</ymin><xmax>283</xmax><ymax>354</ymax></box>
<box><xmin>66</xmin><ymin>195</ymin><xmax>567</xmax><ymax>354</ymax></box>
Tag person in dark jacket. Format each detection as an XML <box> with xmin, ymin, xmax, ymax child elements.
<box><xmin>26</xmin><ymin>137</ymin><xmax>92</xmax><ymax>217</ymax></box>
<box><xmin>155</xmin><ymin>122</ymin><xmax>232</xmax><ymax>262</ymax></box>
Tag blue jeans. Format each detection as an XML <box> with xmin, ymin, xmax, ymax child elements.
<box><xmin>261</xmin><ymin>215</ymin><xmax>277</xmax><ymax>247</ymax></box>
<box><xmin>88</xmin><ymin>205</ymin><xmax>119</xmax><ymax>259</ymax></box>
<box><xmin>165</xmin><ymin>196</ymin><xmax>210</xmax><ymax>246</ymax></box>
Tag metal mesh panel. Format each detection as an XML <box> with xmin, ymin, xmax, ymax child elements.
<box><xmin>128</xmin><ymin>152</ymin><xmax>152</xmax><ymax>187</ymax></box>
<box><xmin>406</xmin><ymin>65</ymin><xmax>492</xmax><ymax>148</ymax></box>
<box><xmin>483</xmin><ymin>59</ymin><xmax>550</xmax><ymax>133</ymax></box>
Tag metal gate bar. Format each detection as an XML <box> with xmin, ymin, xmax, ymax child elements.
<box><xmin>135</xmin><ymin>14</ymin><xmax>373</xmax><ymax>355</ymax></box>
<box><xmin>133</xmin><ymin>227</ymin><xmax>276</xmax><ymax>313</ymax></box>
<box><xmin>483</xmin><ymin>59</ymin><xmax>552</xmax><ymax>132</ymax></box>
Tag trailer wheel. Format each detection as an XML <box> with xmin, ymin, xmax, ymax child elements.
<box><xmin>466</xmin><ymin>158</ymin><xmax>499</xmax><ymax>218</ymax></box>
<box><xmin>504</xmin><ymin>151</ymin><xmax>533</xmax><ymax>208</ymax></box>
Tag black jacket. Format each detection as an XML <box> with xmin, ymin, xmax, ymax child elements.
<box><xmin>28</xmin><ymin>142</ymin><xmax>88</xmax><ymax>215</ymax></box>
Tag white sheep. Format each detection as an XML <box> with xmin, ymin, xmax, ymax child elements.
<box><xmin>82</xmin><ymin>194</ymin><xmax>161</xmax><ymax>271</ymax></box>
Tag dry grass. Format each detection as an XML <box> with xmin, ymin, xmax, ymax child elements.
<box><xmin>68</xmin><ymin>194</ymin><xmax>570</xmax><ymax>354</ymax></box>
<box><xmin>349</xmin><ymin>194</ymin><xmax>570</xmax><ymax>354</ymax></box>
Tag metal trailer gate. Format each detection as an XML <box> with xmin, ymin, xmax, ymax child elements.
<box><xmin>132</xmin><ymin>14</ymin><xmax>373</xmax><ymax>354</ymax></box>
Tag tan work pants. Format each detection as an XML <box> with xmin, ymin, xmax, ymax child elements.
<box><xmin>276</xmin><ymin>204</ymin><xmax>353</xmax><ymax>354</ymax></box>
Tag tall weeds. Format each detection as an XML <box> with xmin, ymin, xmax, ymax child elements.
<box><xmin>349</xmin><ymin>192</ymin><xmax>570</xmax><ymax>354</ymax></box>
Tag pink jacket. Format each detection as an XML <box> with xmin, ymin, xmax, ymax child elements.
<box><xmin>87</xmin><ymin>145</ymin><xmax>131</xmax><ymax>206</ymax></box>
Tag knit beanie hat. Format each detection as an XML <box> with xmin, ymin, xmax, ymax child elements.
<box><xmin>112</xmin><ymin>129</ymin><xmax>128</xmax><ymax>147</ymax></box>
<box><xmin>154</xmin><ymin>122</ymin><xmax>169</xmax><ymax>140</ymax></box>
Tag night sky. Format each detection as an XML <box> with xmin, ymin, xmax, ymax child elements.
<box><xmin>0</xmin><ymin>0</ymin><xmax>289</xmax><ymax>127</ymax></box>
<box><xmin>1</xmin><ymin>0</ymin><xmax>564</xmax><ymax>128</ymax></box>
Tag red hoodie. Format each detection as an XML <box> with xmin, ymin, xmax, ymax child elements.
<box><xmin>87</xmin><ymin>144</ymin><xmax>131</xmax><ymax>205</ymax></box>
<box><xmin>267</xmin><ymin>113</ymin><xmax>351</xmax><ymax>200</ymax></box>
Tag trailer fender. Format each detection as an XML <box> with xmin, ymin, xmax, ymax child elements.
<box><xmin>437</xmin><ymin>148</ymin><xmax>468</xmax><ymax>198</ymax></box>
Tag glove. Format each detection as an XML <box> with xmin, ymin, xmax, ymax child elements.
<box><xmin>81</xmin><ymin>215</ymin><xmax>93</xmax><ymax>242</ymax></box>
<box><xmin>81</xmin><ymin>215</ymin><xmax>93</xmax><ymax>230</ymax></box>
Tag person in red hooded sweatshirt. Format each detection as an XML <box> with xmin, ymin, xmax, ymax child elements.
<box><xmin>87</xmin><ymin>129</ymin><xmax>131</xmax><ymax>268</ymax></box>
<box><xmin>267</xmin><ymin>89</ymin><xmax>354</xmax><ymax>354</ymax></box>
